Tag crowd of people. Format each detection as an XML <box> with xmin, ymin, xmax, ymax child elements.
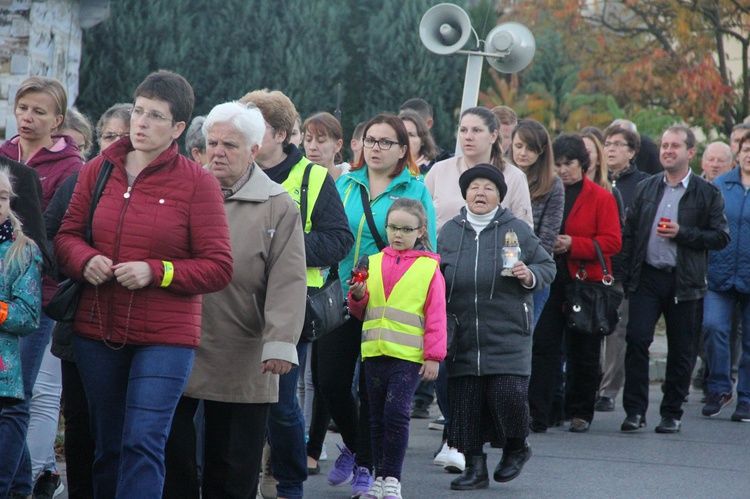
<box><xmin>0</xmin><ymin>69</ymin><xmax>748</xmax><ymax>499</ymax></box>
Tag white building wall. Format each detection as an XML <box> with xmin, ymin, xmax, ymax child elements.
<box><xmin>0</xmin><ymin>0</ymin><xmax>82</xmax><ymax>140</ymax></box>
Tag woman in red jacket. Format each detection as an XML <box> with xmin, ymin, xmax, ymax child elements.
<box><xmin>55</xmin><ymin>71</ymin><xmax>233</xmax><ymax>499</ymax></box>
<box><xmin>528</xmin><ymin>133</ymin><xmax>621</xmax><ymax>434</ymax></box>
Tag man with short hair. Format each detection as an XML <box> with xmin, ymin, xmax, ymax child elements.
<box><xmin>620</xmin><ymin>126</ymin><xmax>729</xmax><ymax>434</ymax></box>
<box><xmin>701</xmin><ymin>141</ymin><xmax>733</xmax><ymax>181</ymax></box>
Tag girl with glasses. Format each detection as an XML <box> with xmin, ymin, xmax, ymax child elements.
<box><xmin>347</xmin><ymin>198</ymin><xmax>446</xmax><ymax>499</ymax></box>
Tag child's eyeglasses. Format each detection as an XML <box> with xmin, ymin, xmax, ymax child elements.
<box><xmin>385</xmin><ymin>224</ymin><xmax>420</xmax><ymax>235</ymax></box>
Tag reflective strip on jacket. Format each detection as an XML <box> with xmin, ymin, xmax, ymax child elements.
<box><xmin>361</xmin><ymin>252</ymin><xmax>437</xmax><ymax>363</ymax></box>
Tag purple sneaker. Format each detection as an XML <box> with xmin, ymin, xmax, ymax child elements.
<box><xmin>327</xmin><ymin>444</ymin><xmax>356</xmax><ymax>486</ymax></box>
<box><xmin>351</xmin><ymin>466</ymin><xmax>374</xmax><ymax>498</ymax></box>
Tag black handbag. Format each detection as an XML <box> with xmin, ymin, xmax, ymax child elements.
<box><xmin>564</xmin><ymin>241</ymin><xmax>623</xmax><ymax>336</ymax></box>
<box><xmin>301</xmin><ymin>263</ymin><xmax>349</xmax><ymax>341</ymax></box>
<box><xmin>44</xmin><ymin>161</ymin><xmax>114</xmax><ymax>322</ymax></box>
<box><xmin>299</xmin><ymin>163</ymin><xmax>349</xmax><ymax>341</ymax></box>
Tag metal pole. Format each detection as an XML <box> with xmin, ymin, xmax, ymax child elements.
<box><xmin>455</xmin><ymin>53</ymin><xmax>484</xmax><ymax>156</ymax></box>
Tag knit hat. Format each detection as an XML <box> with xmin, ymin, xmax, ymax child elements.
<box><xmin>458</xmin><ymin>163</ymin><xmax>507</xmax><ymax>202</ymax></box>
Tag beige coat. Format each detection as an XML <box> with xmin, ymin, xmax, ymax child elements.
<box><xmin>184</xmin><ymin>165</ymin><xmax>307</xmax><ymax>403</ymax></box>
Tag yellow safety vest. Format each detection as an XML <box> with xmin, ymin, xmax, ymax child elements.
<box><xmin>361</xmin><ymin>253</ymin><xmax>438</xmax><ymax>364</ymax></box>
<box><xmin>281</xmin><ymin>158</ymin><xmax>328</xmax><ymax>288</ymax></box>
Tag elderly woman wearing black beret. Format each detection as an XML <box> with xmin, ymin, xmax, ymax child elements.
<box><xmin>437</xmin><ymin>164</ymin><xmax>556</xmax><ymax>491</ymax></box>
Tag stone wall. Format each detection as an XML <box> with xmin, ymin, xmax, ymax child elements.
<box><xmin>0</xmin><ymin>0</ymin><xmax>82</xmax><ymax>140</ymax></box>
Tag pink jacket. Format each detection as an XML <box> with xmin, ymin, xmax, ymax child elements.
<box><xmin>0</xmin><ymin>134</ymin><xmax>83</xmax><ymax>212</ymax></box>
<box><xmin>348</xmin><ymin>246</ymin><xmax>447</xmax><ymax>362</ymax></box>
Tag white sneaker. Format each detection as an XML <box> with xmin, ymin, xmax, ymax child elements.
<box><xmin>362</xmin><ymin>476</ymin><xmax>384</xmax><ymax>499</ymax></box>
<box><xmin>382</xmin><ymin>477</ymin><xmax>402</xmax><ymax>499</ymax></box>
<box><xmin>260</xmin><ymin>441</ymin><xmax>278</xmax><ymax>498</ymax></box>
<box><xmin>320</xmin><ymin>442</ymin><xmax>328</xmax><ymax>461</ymax></box>
<box><xmin>433</xmin><ymin>442</ymin><xmax>450</xmax><ymax>466</ymax></box>
<box><xmin>443</xmin><ymin>448</ymin><xmax>465</xmax><ymax>473</ymax></box>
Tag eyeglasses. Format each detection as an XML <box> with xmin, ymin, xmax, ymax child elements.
<box><xmin>385</xmin><ymin>224</ymin><xmax>420</xmax><ymax>235</ymax></box>
<box><xmin>131</xmin><ymin>107</ymin><xmax>175</xmax><ymax>124</ymax></box>
<box><xmin>603</xmin><ymin>141</ymin><xmax>628</xmax><ymax>149</ymax></box>
<box><xmin>100</xmin><ymin>132</ymin><xmax>129</xmax><ymax>141</ymax></box>
<box><xmin>363</xmin><ymin>137</ymin><xmax>400</xmax><ymax>150</ymax></box>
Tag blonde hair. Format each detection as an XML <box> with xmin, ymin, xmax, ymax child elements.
<box><xmin>0</xmin><ymin>168</ymin><xmax>34</xmax><ymax>274</ymax></box>
<box><xmin>15</xmin><ymin>76</ymin><xmax>67</xmax><ymax>130</ymax></box>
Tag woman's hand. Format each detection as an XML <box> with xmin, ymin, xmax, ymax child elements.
<box><xmin>262</xmin><ymin>359</ymin><xmax>292</xmax><ymax>375</ymax></box>
<box><xmin>419</xmin><ymin>360</ymin><xmax>439</xmax><ymax>381</ymax></box>
<box><xmin>511</xmin><ymin>261</ymin><xmax>534</xmax><ymax>287</ymax></box>
<box><xmin>554</xmin><ymin>235</ymin><xmax>572</xmax><ymax>254</ymax></box>
<box><xmin>349</xmin><ymin>281</ymin><xmax>367</xmax><ymax>301</ymax></box>
<box><xmin>84</xmin><ymin>255</ymin><xmax>114</xmax><ymax>286</ymax></box>
<box><xmin>112</xmin><ymin>262</ymin><xmax>154</xmax><ymax>290</ymax></box>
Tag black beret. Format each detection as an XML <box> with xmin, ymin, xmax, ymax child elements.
<box><xmin>458</xmin><ymin>163</ymin><xmax>507</xmax><ymax>202</ymax></box>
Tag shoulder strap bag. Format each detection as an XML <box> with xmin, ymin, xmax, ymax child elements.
<box><xmin>44</xmin><ymin>161</ymin><xmax>115</xmax><ymax>322</ymax></box>
<box><xmin>299</xmin><ymin>163</ymin><xmax>349</xmax><ymax>341</ymax></box>
<box><xmin>563</xmin><ymin>240</ymin><xmax>624</xmax><ymax>336</ymax></box>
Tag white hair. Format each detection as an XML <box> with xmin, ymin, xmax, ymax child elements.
<box><xmin>702</xmin><ymin>141</ymin><xmax>733</xmax><ymax>162</ymax></box>
<box><xmin>203</xmin><ymin>101</ymin><xmax>265</xmax><ymax>151</ymax></box>
<box><xmin>610</xmin><ymin>119</ymin><xmax>637</xmax><ymax>133</ymax></box>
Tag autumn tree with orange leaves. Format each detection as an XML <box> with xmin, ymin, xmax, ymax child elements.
<box><xmin>512</xmin><ymin>0</ymin><xmax>749</xmax><ymax>135</ymax></box>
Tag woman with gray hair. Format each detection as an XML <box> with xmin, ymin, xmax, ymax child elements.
<box><xmin>164</xmin><ymin>101</ymin><xmax>308</xmax><ymax>498</ymax></box>
<box><xmin>96</xmin><ymin>102</ymin><xmax>132</xmax><ymax>152</ymax></box>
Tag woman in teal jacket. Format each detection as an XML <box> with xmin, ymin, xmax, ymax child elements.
<box><xmin>316</xmin><ymin>114</ymin><xmax>435</xmax><ymax>497</ymax></box>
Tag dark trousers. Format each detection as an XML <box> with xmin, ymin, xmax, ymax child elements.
<box><xmin>61</xmin><ymin>360</ymin><xmax>95</xmax><ymax>499</ymax></box>
<box><xmin>365</xmin><ymin>357</ymin><xmax>421</xmax><ymax>480</ymax></box>
<box><xmin>529</xmin><ymin>276</ymin><xmax>602</xmax><ymax>426</ymax></box>
<box><xmin>315</xmin><ymin>317</ymin><xmax>371</xmax><ymax>469</ymax></box>
<box><xmin>164</xmin><ymin>396</ymin><xmax>269</xmax><ymax>499</ymax></box>
<box><xmin>306</xmin><ymin>340</ymin><xmax>331</xmax><ymax>461</ymax></box>
<box><xmin>624</xmin><ymin>265</ymin><xmax>697</xmax><ymax>419</ymax></box>
<box><xmin>411</xmin><ymin>380</ymin><xmax>435</xmax><ymax>407</ymax></box>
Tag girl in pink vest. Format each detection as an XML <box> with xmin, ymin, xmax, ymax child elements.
<box><xmin>348</xmin><ymin>198</ymin><xmax>446</xmax><ymax>499</ymax></box>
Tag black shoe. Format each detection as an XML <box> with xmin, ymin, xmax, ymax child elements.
<box><xmin>450</xmin><ymin>454</ymin><xmax>489</xmax><ymax>490</ymax></box>
<box><xmin>308</xmin><ymin>463</ymin><xmax>321</xmax><ymax>475</ymax></box>
<box><xmin>702</xmin><ymin>392</ymin><xmax>733</xmax><ymax>417</ymax></box>
<box><xmin>621</xmin><ymin>414</ymin><xmax>646</xmax><ymax>432</ymax></box>
<box><xmin>410</xmin><ymin>399</ymin><xmax>430</xmax><ymax>419</ymax></box>
<box><xmin>594</xmin><ymin>396</ymin><xmax>615</xmax><ymax>412</ymax></box>
<box><xmin>569</xmin><ymin>418</ymin><xmax>590</xmax><ymax>433</ymax></box>
<box><xmin>655</xmin><ymin>417</ymin><xmax>681</xmax><ymax>433</ymax></box>
<box><xmin>493</xmin><ymin>442</ymin><xmax>531</xmax><ymax>483</ymax></box>
<box><xmin>731</xmin><ymin>401</ymin><xmax>750</xmax><ymax>422</ymax></box>
<box><xmin>32</xmin><ymin>470</ymin><xmax>63</xmax><ymax>499</ymax></box>
<box><xmin>529</xmin><ymin>419</ymin><xmax>547</xmax><ymax>433</ymax></box>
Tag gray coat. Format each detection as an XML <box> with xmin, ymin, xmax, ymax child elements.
<box><xmin>438</xmin><ymin>207</ymin><xmax>556</xmax><ymax>377</ymax></box>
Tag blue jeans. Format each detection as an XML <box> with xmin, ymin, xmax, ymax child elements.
<box><xmin>73</xmin><ymin>336</ymin><xmax>194</xmax><ymax>499</ymax></box>
<box><xmin>267</xmin><ymin>341</ymin><xmax>307</xmax><ymax>499</ymax></box>
<box><xmin>703</xmin><ymin>289</ymin><xmax>750</xmax><ymax>403</ymax></box>
<box><xmin>0</xmin><ymin>313</ymin><xmax>55</xmax><ymax>497</ymax></box>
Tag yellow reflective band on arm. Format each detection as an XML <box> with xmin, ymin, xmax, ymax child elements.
<box><xmin>161</xmin><ymin>261</ymin><xmax>174</xmax><ymax>288</ymax></box>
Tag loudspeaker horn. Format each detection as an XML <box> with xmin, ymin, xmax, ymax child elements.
<box><xmin>419</xmin><ymin>3</ymin><xmax>473</xmax><ymax>55</ymax></box>
<box><xmin>484</xmin><ymin>22</ymin><xmax>536</xmax><ymax>73</ymax></box>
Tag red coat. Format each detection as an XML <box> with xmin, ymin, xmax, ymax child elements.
<box><xmin>564</xmin><ymin>176</ymin><xmax>622</xmax><ymax>282</ymax></box>
<box><xmin>55</xmin><ymin>139</ymin><xmax>233</xmax><ymax>347</ymax></box>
